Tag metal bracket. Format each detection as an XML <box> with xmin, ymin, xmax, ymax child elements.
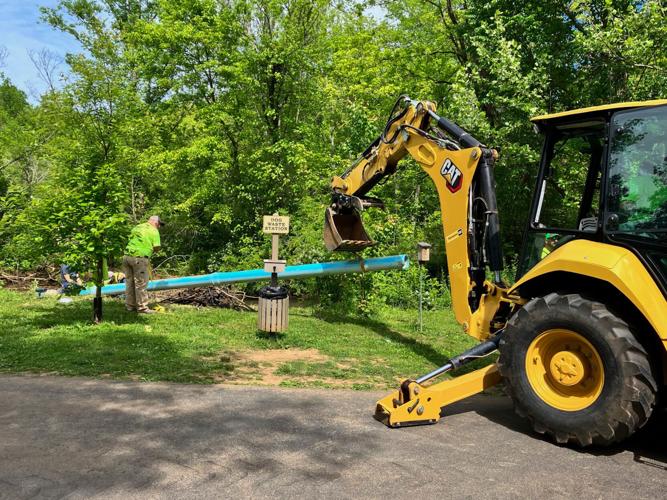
<box><xmin>263</xmin><ymin>259</ymin><xmax>286</xmax><ymax>274</ymax></box>
<box><xmin>374</xmin><ymin>364</ymin><xmax>502</xmax><ymax>428</ymax></box>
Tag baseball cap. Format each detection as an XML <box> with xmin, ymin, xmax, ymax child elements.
<box><xmin>149</xmin><ymin>215</ymin><xmax>165</xmax><ymax>227</ymax></box>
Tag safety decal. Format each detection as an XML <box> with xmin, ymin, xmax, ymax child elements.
<box><xmin>440</xmin><ymin>158</ymin><xmax>462</xmax><ymax>193</ymax></box>
<box><xmin>446</xmin><ymin>228</ymin><xmax>464</xmax><ymax>242</ymax></box>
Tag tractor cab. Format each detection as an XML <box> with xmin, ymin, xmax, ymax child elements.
<box><xmin>518</xmin><ymin>100</ymin><xmax>667</xmax><ymax>294</ymax></box>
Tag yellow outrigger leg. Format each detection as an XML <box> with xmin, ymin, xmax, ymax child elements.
<box><xmin>374</xmin><ymin>337</ymin><xmax>502</xmax><ymax>427</ymax></box>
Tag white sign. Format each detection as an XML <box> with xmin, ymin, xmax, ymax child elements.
<box><xmin>263</xmin><ymin>215</ymin><xmax>290</xmax><ymax>234</ymax></box>
<box><xmin>264</xmin><ymin>259</ymin><xmax>287</xmax><ymax>273</ymax></box>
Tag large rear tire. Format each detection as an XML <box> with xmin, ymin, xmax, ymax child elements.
<box><xmin>498</xmin><ymin>293</ymin><xmax>657</xmax><ymax>446</ymax></box>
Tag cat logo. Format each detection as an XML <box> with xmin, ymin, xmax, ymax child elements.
<box><xmin>440</xmin><ymin>158</ymin><xmax>463</xmax><ymax>193</ymax></box>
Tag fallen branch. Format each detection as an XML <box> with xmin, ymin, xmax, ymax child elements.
<box><xmin>158</xmin><ymin>286</ymin><xmax>254</xmax><ymax>311</ymax></box>
<box><xmin>0</xmin><ymin>273</ymin><xmax>54</xmax><ymax>283</ymax></box>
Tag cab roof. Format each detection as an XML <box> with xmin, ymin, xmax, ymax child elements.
<box><xmin>531</xmin><ymin>100</ymin><xmax>667</xmax><ymax>126</ymax></box>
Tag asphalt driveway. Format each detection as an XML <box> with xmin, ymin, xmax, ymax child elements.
<box><xmin>0</xmin><ymin>375</ymin><xmax>665</xmax><ymax>499</ymax></box>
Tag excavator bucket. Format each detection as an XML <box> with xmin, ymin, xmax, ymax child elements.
<box><xmin>324</xmin><ymin>207</ymin><xmax>374</xmax><ymax>252</ymax></box>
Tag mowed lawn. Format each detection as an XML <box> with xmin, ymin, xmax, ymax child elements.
<box><xmin>0</xmin><ymin>289</ymin><xmax>490</xmax><ymax>390</ymax></box>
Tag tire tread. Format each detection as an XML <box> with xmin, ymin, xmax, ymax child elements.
<box><xmin>498</xmin><ymin>293</ymin><xmax>657</xmax><ymax>447</ymax></box>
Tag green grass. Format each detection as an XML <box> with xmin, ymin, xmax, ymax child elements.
<box><xmin>0</xmin><ymin>288</ymin><xmax>492</xmax><ymax>389</ymax></box>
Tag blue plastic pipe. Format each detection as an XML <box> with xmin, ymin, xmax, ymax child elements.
<box><xmin>79</xmin><ymin>254</ymin><xmax>410</xmax><ymax>296</ymax></box>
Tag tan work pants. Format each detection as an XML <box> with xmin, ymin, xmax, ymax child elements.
<box><xmin>123</xmin><ymin>256</ymin><xmax>150</xmax><ymax>312</ymax></box>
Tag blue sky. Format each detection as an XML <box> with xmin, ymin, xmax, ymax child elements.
<box><xmin>0</xmin><ymin>1</ymin><xmax>385</xmax><ymax>100</ymax></box>
<box><xmin>0</xmin><ymin>0</ymin><xmax>80</xmax><ymax>98</ymax></box>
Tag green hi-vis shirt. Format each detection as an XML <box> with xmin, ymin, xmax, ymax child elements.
<box><xmin>126</xmin><ymin>222</ymin><xmax>160</xmax><ymax>258</ymax></box>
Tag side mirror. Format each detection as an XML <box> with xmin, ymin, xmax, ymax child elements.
<box><xmin>606</xmin><ymin>213</ymin><xmax>620</xmax><ymax>230</ymax></box>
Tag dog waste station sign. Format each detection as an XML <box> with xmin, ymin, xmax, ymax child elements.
<box><xmin>263</xmin><ymin>215</ymin><xmax>290</xmax><ymax>235</ymax></box>
<box><xmin>258</xmin><ymin>213</ymin><xmax>290</xmax><ymax>333</ymax></box>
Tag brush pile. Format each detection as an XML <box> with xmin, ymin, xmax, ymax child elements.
<box><xmin>0</xmin><ymin>271</ymin><xmax>58</xmax><ymax>290</ymax></box>
<box><xmin>158</xmin><ymin>287</ymin><xmax>254</xmax><ymax>311</ymax></box>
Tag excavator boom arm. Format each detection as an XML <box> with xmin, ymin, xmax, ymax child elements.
<box><xmin>325</xmin><ymin>95</ymin><xmax>506</xmax><ymax>338</ymax></box>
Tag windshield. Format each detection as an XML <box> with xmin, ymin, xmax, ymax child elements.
<box><xmin>607</xmin><ymin>106</ymin><xmax>667</xmax><ymax>241</ymax></box>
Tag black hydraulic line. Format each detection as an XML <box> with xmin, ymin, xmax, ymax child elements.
<box><xmin>381</xmin><ymin>97</ymin><xmax>410</xmax><ymax>144</ymax></box>
<box><xmin>427</xmin><ymin>109</ymin><xmax>482</xmax><ymax>149</ymax></box>
<box><xmin>415</xmin><ymin>333</ymin><xmax>503</xmax><ymax>385</ymax></box>
<box><xmin>478</xmin><ymin>151</ymin><xmax>504</xmax><ymax>276</ymax></box>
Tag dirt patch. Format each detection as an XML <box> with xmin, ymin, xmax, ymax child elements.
<box><xmin>209</xmin><ymin>348</ymin><xmax>373</xmax><ymax>388</ymax></box>
<box><xmin>234</xmin><ymin>348</ymin><xmax>328</xmax><ymax>364</ymax></box>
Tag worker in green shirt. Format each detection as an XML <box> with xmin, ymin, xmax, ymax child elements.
<box><xmin>541</xmin><ymin>233</ymin><xmax>559</xmax><ymax>259</ymax></box>
<box><xmin>123</xmin><ymin>215</ymin><xmax>163</xmax><ymax>313</ymax></box>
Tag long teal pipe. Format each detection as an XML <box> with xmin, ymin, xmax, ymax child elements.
<box><xmin>79</xmin><ymin>254</ymin><xmax>410</xmax><ymax>296</ymax></box>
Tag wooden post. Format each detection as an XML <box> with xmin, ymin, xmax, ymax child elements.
<box><xmin>417</xmin><ymin>242</ymin><xmax>431</xmax><ymax>332</ymax></box>
<box><xmin>271</xmin><ymin>233</ymin><xmax>279</xmax><ymax>260</ymax></box>
<box><xmin>93</xmin><ymin>256</ymin><xmax>103</xmax><ymax>324</ymax></box>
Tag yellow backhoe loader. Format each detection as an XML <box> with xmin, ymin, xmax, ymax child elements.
<box><xmin>324</xmin><ymin>95</ymin><xmax>667</xmax><ymax>446</ymax></box>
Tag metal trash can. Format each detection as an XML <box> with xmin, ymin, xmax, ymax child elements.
<box><xmin>257</xmin><ymin>285</ymin><xmax>289</xmax><ymax>333</ymax></box>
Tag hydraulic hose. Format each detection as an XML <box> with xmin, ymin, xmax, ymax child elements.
<box><xmin>478</xmin><ymin>151</ymin><xmax>504</xmax><ymax>276</ymax></box>
<box><xmin>427</xmin><ymin>109</ymin><xmax>482</xmax><ymax>149</ymax></box>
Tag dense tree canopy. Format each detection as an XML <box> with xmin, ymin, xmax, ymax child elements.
<box><xmin>0</xmin><ymin>0</ymin><xmax>665</xmax><ymax>308</ymax></box>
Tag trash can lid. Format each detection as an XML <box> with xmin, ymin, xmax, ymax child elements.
<box><xmin>258</xmin><ymin>285</ymin><xmax>289</xmax><ymax>300</ymax></box>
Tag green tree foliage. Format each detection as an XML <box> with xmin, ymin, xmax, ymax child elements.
<box><xmin>0</xmin><ymin>0</ymin><xmax>665</xmax><ymax>310</ymax></box>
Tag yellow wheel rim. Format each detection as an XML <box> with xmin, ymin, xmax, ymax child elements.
<box><xmin>525</xmin><ymin>329</ymin><xmax>604</xmax><ymax>411</ymax></box>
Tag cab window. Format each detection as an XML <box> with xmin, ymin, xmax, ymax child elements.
<box><xmin>606</xmin><ymin>105</ymin><xmax>667</xmax><ymax>242</ymax></box>
<box><xmin>536</xmin><ymin>126</ymin><xmax>604</xmax><ymax>232</ymax></box>
<box><xmin>518</xmin><ymin>124</ymin><xmax>605</xmax><ymax>277</ymax></box>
